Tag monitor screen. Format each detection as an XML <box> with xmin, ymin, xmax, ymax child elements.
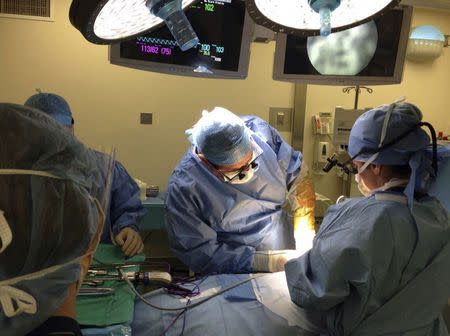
<box><xmin>109</xmin><ymin>0</ymin><xmax>253</xmax><ymax>79</ymax></box>
<box><xmin>273</xmin><ymin>6</ymin><xmax>413</xmax><ymax>86</ymax></box>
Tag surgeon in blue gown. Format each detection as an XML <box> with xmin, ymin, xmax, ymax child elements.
<box><xmin>165</xmin><ymin>107</ymin><xmax>304</xmax><ymax>274</ymax></box>
<box><xmin>24</xmin><ymin>91</ymin><xmax>147</xmax><ymax>257</ymax></box>
<box><xmin>284</xmin><ymin>101</ymin><xmax>450</xmax><ymax>335</ymax></box>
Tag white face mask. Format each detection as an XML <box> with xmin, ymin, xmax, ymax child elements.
<box><xmin>355</xmin><ymin>163</ymin><xmax>410</xmax><ymax>197</ymax></box>
<box><xmin>355</xmin><ymin>173</ymin><xmax>372</xmax><ymax>197</ymax></box>
<box><xmin>224</xmin><ymin>165</ymin><xmax>255</xmax><ymax>184</ymax></box>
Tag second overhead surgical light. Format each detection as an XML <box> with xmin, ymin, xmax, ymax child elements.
<box><xmin>246</xmin><ymin>0</ymin><xmax>401</xmax><ymax>37</ymax></box>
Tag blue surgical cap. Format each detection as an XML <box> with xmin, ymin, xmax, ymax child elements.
<box><xmin>24</xmin><ymin>92</ymin><xmax>73</xmax><ymax>126</ymax></box>
<box><xmin>348</xmin><ymin>102</ymin><xmax>430</xmax><ymax>165</ymax></box>
<box><xmin>348</xmin><ymin>102</ymin><xmax>435</xmax><ymax>210</ymax></box>
<box><xmin>189</xmin><ymin>107</ymin><xmax>252</xmax><ymax>166</ymax></box>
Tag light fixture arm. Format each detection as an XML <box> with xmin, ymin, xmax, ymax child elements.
<box><xmin>342</xmin><ymin>85</ymin><xmax>373</xmax><ymax>110</ymax></box>
<box><xmin>308</xmin><ymin>0</ymin><xmax>342</xmax><ymax>36</ymax></box>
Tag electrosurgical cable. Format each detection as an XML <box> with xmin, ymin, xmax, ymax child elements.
<box><xmin>168</xmin><ymin>276</ymin><xmax>204</xmax><ymax>298</ymax></box>
<box><xmin>179</xmin><ymin>299</ymin><xmax>189</xmax><ymax>336</ymax></box>
<box><xmin>157</xmin><ymin>304</ymin><xmax>188</xmax><ymax>336</ymax></box>
<box><xmin>119</xmin><ymin>268</ymin><xmax>266</xmax><ymax>311</ymax></box>
<box><xmin>167</xmin><ymin>282</ymin><xmax>199</xmax><ymax>298</ymax></box>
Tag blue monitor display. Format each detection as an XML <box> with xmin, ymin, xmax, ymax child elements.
<box><xmin>109</xmin><ymin>0</ymin><xmax>253</xmax><ymax>79</ymax></box>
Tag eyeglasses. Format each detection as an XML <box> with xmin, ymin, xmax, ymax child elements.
<box><xmin>215</xmin><ymin>152</ymin><xmax>261</xmax><ymax>183</ymax></box>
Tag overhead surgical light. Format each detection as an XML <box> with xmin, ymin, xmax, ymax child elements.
<box><xmin>246</xmin><ymin>0</ymin><xmax>402</xmax><ymax>37</ymax></box>
<box><xmin>69</xmin><ymin>0</ymin><xmax>200</xmax><ymax>51</ymax></box>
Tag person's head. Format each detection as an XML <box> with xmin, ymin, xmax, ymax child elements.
<box><xmin>0</xmin><ymin>103</ymin><xmax>110</xmax><ymax>335</ymax></box>
<box><xmin>24</xmin><ymin>90</ymin><xmax>74</xmax><ymax>133</ymax></box>
<box><xmin>189</xmin><ymin>107</ymin><xmax>257</xmax><ymax>183</ymax></box>
<box><xmin>348</xmin><ymin>101</ymin><xmax>431</xmax><ymax>195</ymax></box>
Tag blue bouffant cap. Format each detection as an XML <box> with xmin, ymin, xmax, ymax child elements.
<box><xmin>348</xmin><ymin>102</ymin><xmax>430</xmax><ymax>165</ymax></box>
<box><xmin>24</xmin><ymin>90</ymin><xmax>73</xmax><ymax>126</ymax></box>
<box><xmin>349</xmin><ymin>101</ymin><xmax>434</xmax><ymax>210</ymax></box>
<box><xmin>187</xmin><ymin>107</ymin><xmax>252</xmax><ymax>166</ymax></box>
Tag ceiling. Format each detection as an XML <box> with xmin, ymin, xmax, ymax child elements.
<box><xmin>401</xmin><ymin>0</ymin><xmax>450</xmax><ymax>10</ymax></box>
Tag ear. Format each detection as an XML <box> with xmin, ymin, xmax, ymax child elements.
<box><xmin>198</xmin><ymin>152</ymin><xmax>215</xmax><ymax>169</ymax></box>
<box><xmin>65</xmin><ymin>126</ymin><xmax>74</xmax><ymax>135</ymax></box>
<box><xmin>198</xmin><ymin>153</ymin><xmax>209</xmax><ymax>165</ymax></box>
<box><xmin>198</xmin><ymin>152</ymin><xmax>223</xmax><ymax>180</ymax></box>
<box><xmin>371</xmin><ymin>164</ymin><xmax>383</xmax><ymax>176</ymax></box>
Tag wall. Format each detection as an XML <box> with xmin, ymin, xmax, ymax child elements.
<box><xmin>0</xmin><ymin>0</ymin><xmax>294</xmax><ymax>189</ymax></box>
<box><xmin>1</xmin><ymin>3</ymin><xmax>449</xmax><ymax>196</ymax></box>
<box><xmin>301</xmin><ymin>7</ymin><xmax>450</xmax><ymax>201</ymax></box>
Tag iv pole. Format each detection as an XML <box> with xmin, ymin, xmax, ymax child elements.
<box><xmin>339</xmin><ymin>85</ymin><xmax>373</xmax><ymax>196</ymax></box>
<box><xmin>342</xmin><ymin>85</ymin><xmax>373</xmax><ymax>110</ymax></box>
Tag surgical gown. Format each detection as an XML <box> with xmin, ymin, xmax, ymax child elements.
<box><xmin>165</xmin><ymin>116</ymin><xmax>302</xmax><ymax>273</ymax></box>
<box><xmin>429</xmin><ymin>145</ymin><xmax>450</xmax><ymax>212</ymax></box>
<box><xmin>285</xmin><ymin>191</ymin><xmax>450</xmax><ymax>335</ymax></box>
<box><xmin>93</xmin><ymin>151</ymin><xmax>146</xmax><ymax>243</ymax></box>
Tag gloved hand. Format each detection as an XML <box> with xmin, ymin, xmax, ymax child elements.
<box><xmin>115</xmin><ymin>227</ymin><xmax>144</xmax><ymax>257</ymax></box>
<box><xmin>253</xmin><ymin>251</ymin><xmax>288</xmax><ymax>273</ymax></box>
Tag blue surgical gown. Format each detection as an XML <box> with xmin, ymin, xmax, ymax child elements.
<box><xmin>285</xmin><ymin>191</ymin><xmax>450</xmax><ymax>335</ymax></box>
<box><xmin>165</xmin><ymin>116</ymin><xmax>303</xmax><ymax>273</ymax></box>
<box><xmin>93</xmin><ymin>151</ymin><xmax>146</xmax><ymax>243</ymax></box>
<box><xmin>429</xmin><ymin>145</ymin><xmax>450</xmax><ymax>212</ymax></box>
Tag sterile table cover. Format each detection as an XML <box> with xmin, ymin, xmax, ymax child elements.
<box><xmin>76</xmin><ymin>244</ymin><xmax>145</xmax><ymax>326</ymax></box>
<box><xmin>131</xmin><ymin>273</ymin><xmax>322</xmax><ymax>336</ymax></box>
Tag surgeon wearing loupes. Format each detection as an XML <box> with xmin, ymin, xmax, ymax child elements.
<box><xmin>165</xmin><ymin>107</ymin><xmax>315</xmax><ymax>274</ymax></box>
<box><xmin>284</xmin><ymin>101</ymin><xmax>450</xmax><ymax>335</ymax></box>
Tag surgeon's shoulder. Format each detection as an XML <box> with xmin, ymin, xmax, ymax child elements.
<box><xmin>352</xmin><ymin>194</ymin><xmax>410</xmax><ymax>217</ymax></box>
<box><xmin>242</xmin><ymin>116</ymin><xmax>272</xmax><ymax>133</ymax></box>
<box><xmin>415</xmin><ymin>194</ymin><xmax>449</xmax><ymax>225</ymax></box>
<box><xmin>319</xmin><ymin>197</ymin><xmax>368</xmax><ymax>233</ymax></box>
<box><xmin>167</xmin><ymin>148</ymin><xmax>201</xmax><ymax>191</ymax></box>
<box><xmin>241</xmin><ymin>116</ymin><xmax>281</xmax><ymax>146</ymax></box>
<box><xmin>320</xmin><ymin>195</ymin><xmax>406</xmax><ymax>235</ymax></box>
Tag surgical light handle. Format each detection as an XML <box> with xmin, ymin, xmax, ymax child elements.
<box><xmin>146</xmin><ymin>0</ymin><xmax>199</xmax><ymax>51</ymax></box>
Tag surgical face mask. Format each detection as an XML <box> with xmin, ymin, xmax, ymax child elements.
<box><xmin>355</xmin><ymin>173</ymin><xmax>372</xmax><ymax>197</ymax></box>
<box><xmin>354</xmin><ymin>161</ymin><xmax>372</xmax><ymax>197</ymax></box>
<box><xmin>355</xmin><ymin>163</ymin><xmax>410</xmax><ymax>197</ymax></box>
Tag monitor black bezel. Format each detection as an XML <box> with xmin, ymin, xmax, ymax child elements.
<box><xmin>272</xmin><ymin>6</ymin><xmax>413</xmax><ymax>86</ymax></box>
<box><xmin>109</xmin><ymin>3</ymin><xmax>254</xmax><ymax>80</ymax></box>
